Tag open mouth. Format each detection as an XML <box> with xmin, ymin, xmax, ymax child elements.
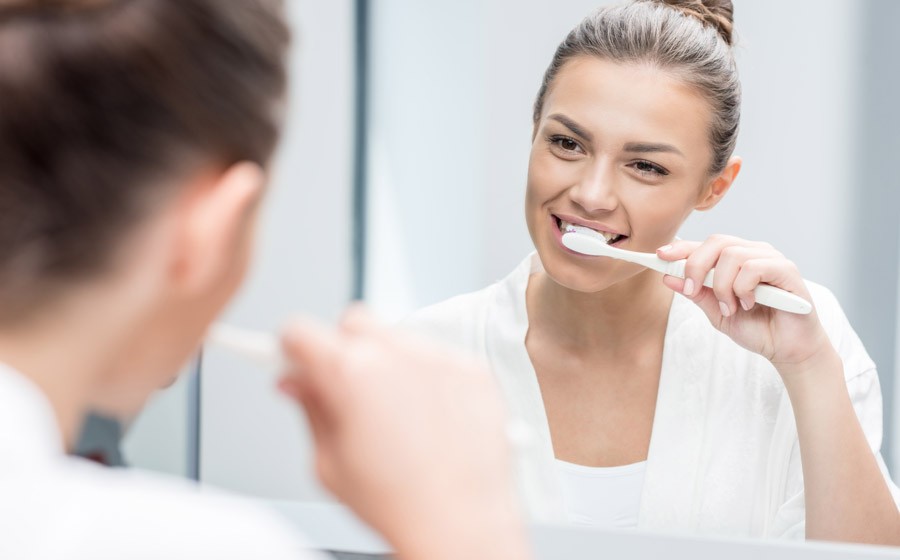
<box><xmin>554</xmin><ymin>216</ymin><xmax>628</xmax><ymax>246</ymax></box>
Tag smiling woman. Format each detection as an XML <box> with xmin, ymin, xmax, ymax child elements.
<box><xmin>404</xmin><ymin>0</ymin><xmax>900</xmax><ymax>544</ymax></box>
<box><xmin>528</xmin><ymin>56</ymin><xmax>738</xmax><ymax>293</ymax></box>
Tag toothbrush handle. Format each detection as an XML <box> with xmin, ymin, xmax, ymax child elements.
<box><xmin>665</xmin><ymin>260</ymin><xmax>813</xmax><ymax>315</ymax></box>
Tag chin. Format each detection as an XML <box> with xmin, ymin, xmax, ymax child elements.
<box><xmin>537</xmin><ymin>244</ymin><xmax>637</xmax><ymax>293</ymax></box>
<box><xmin>90</xmin><ymin>360</ymin><xmax>190</xmax><ymax>421</ymax></box>
<box><xmin>89</xmin><ymin>390</ymin><xmax>153</xmax><ymax>422</ymax></box>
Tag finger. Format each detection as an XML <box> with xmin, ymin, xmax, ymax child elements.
<box><xmin>656</xmin><ymin>240</ymin><xmax>701</xmax><ymax>261</ymax></box>
<box><xmin>279</xmin><ymin>376</ymin><xmax>340</xmax><ymax>496</ymax></box>
<box><xmin>277</xmin><ymin>375</ymin><xmax>334</xmax><ymax>452</ymax></box>
<box><xmin>693</xmin><ymin>285</ymin><xmax>730</xmax><ymax>327</ymax></box>
<box><xmin>339</xmin><ymin>303</ymin><xmax>381</xmax><ymax>337</ymax></box>
<box><xmin>377</xmin><ymin>323</ymin><xmax>462</xmax><ymax>365</ymax></box>
<box><xmin>664</xmin><ymin>275</ymin><xmax>725</xmax><ymax>325</ymax></box>
<box><xmin>661</xmin><ymin>274</ymin><xmax>686</xmax><ymax>293</ymax></box>
<box><xmin>680</xmin><ymin>234</ymin><xmax>757</xmax><ymax>299</ymax></box>
<box><xmin>733</xmin><ymin>257</ymin><xmax>812</xmax><ymax>311</ymax></box>
<box><xmin>731</xmin><ymin>260</ymin><xmax>766</xmax><ymax>311</ymax></box>
<box><xmin>280</xmin><ymin>317</ymin><xmax>346</xmax><ymax>406</ymax></box>
<box><xmin>713</xmin><ymin>242</ymin><xmax>787</xmax><ymax>317</ymax></box>
<box><xmin>276</xmin><ymin>376</ymin><xmax>303</xmax><ymax>401</ymax></box>
<box><xmin>711</xmin><ymin>246</ymin><xmax>758</xmax><ymax>317</ymax></box>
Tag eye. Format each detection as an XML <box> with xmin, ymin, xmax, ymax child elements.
<box><xmin>556</xmin><ymin>137</ymin><xmax>580</xmax><ymax>151</ymax></box>
<box><xmin>548</xmin><ymin>135</ymin><xmax>585</xmax><ymax>158</ymax></box>
<box><xmin>629</xmin><ymin>160</ymin><xmax>669</xmax><ymax>178</ymax></box>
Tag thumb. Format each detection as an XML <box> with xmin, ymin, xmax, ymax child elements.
<box><xmin>280</xmin><ymin>317</ymin><xmax>346</xmax><ymax>408</ymax></box>
<box><xmin>278</xmin><ymin>376</ymin><xmax>334</xmax><ymax>446</ymax></box>
<box><xmin>339</xmin><ymin>303</ymin><xmax>381</xmax><ymax>337</ymax></box>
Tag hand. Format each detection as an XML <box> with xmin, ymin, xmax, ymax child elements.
<box><xmin>657</xmin><ymin>236</ymin><xmax>832</xmax><ymax>373</ymax></box>
<box><xmin>660</xmin><ymin>238</ymin><xmax>900</xmax><ymax>544</ymax></box>
<box><xmin>277</xmin><ymin>306</ymin><xmax>529</xmax><ymax>560</ymax></box>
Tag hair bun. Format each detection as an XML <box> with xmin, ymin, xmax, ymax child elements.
<box><xmin>654</xmin><ymin>0</ymin><xmax>734</xmax><ymax>45</ymax></box>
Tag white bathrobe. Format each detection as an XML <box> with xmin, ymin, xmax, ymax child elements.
<box><xmin>404</xmin><ymin>253</ymin><xmax>900</xmax><ymax>539</ymax></box>
<box><xmin>0</xmin><ymin>364</ymin><xmax>321</xmax><ymax>560</ymax></box>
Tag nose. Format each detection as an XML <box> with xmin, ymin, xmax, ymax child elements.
<box><xmin>568</xmin><ymin>158</ymin><xmax>618</xmax><ymax>214</ymax></box>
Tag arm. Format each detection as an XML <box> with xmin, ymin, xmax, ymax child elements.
<box><xmin>658</xmin><ymin>236</ymin><xmax>900</xmax><ymax>545</ymax></box>
<box><xmin>779</xmin><ymin>350</ymin><xmax>899</xmax><ymax>544</ymax></box>
<box><xmin>277</xmin><ymin>307</ymin><xmax>532</xmax><ymax>560</ymax></box>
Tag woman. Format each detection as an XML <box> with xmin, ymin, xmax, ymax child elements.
<box><xmin>405</xmin><ymin>0</ymin><xmax>900</xmax><ymax>543</ymax></box>
<box><xmin>0</xmin><ymin>1</ymin><xmax>530</xmax><ymax>559</ymax></box>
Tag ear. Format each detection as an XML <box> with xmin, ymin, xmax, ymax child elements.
<box><xmin>169</xmin><ymin>161</ymin><xmax>267</xmax><ymax>296</ymax></box>
<box><xmin>695</xmin><ymin>155</ymin><xmax>742</xmax><ymax>211</ymax></box>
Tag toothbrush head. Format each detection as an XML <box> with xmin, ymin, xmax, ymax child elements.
<box><xmin>564</xmin><ymin>223</ymin><xmax>611</xmax><ymax>243</ymax></box>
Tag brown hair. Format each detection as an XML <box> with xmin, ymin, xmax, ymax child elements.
<box><xmin>656</xmin><ymin>0</ymin><xmax>734</xmax><ymax>45</ymax></box>
<box><xmin>0</xmin><ymin>0</ymin><xmax>290</xmax><ymax>321</ymax></box>
<box><xmin>533</xmin><ymin>0</ymin><xmax>739</xmax><ymax>175</ymax></box>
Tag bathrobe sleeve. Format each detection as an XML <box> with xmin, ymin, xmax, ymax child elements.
<box><xmin>770</xmin><ymin>284</ymin><xmax>900</xmax><ymax>538</ymax></box>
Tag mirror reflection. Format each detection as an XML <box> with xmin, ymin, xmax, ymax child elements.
<box><xmin>383</xmin><ymin>0</ymin><xmax>900</xmax><ymax>540</ymax></box>
<box><xmin>99</xmin><ymin>0</ymin><xmax>899</xmax><ymax>552</ymax></box>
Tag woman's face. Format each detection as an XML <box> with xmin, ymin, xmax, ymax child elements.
<box><xmin>526</xmin><ymin>56</ymin><xmax>734</xmax><ymax>293</ymax></box>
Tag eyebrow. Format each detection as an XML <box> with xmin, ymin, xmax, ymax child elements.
<box><xmin>548</xmin><ymin>114</ymin><xmax>685</xmax><ymax>158</ymax></box>
<box><xmin>548</xmin><ymin>114</ymin><xmax>593</xmax><ymax>143</ymax></box>
<box><xmin>623</xmin><ymin>142</ymin><xmax>685</xmax><ymax>157</ymax></box>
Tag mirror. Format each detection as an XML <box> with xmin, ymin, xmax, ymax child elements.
<box><xmin>116</xmin><ymin>0</ymin><xmax>899</xmax><ymax>548</ymax></box>
<box><xmin>361</xmin><ymin>0</ymin><xmax>900</xmax><ymax>539</ymax></box>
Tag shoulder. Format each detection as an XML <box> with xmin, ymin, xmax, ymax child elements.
<box><xmin>804</xmin><ymin>280</ymin><xmax>844</xmax><ymax>324</ymax></box>
<box><xmin>401</xmin><ymin>255</ymin><xmax>533</xmax><ymax>353</ymax></box>
<box><xmin>400</xmin><ymin>285</ymin><xmax>498</xmax><ymax>354</ymax></box>
<box><xmin>25</xmin><ymin>459</ymin><xmax>318</xmax><ymax>560</ymax></box>
<box><xmin>403</xmin><ymin>286</ymin><xmax>497</xmax><ymax>332</ymax></box>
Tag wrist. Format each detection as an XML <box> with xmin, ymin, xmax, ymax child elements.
<box><xmin>775</xmin><ymin>343</ymin><xmax>844</xmax><ymax>397</ymax></box>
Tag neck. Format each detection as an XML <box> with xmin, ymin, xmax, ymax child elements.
<box><xmin>528</xmin><ymin>267</ymin><xmax>674</xmax><ymax>353</ymax></box>
<box><xmin>0</xmin><ymin>290</ymin><xmax>139</xmax><ymax>450</ymax></box>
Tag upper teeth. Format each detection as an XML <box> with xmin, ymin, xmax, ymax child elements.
<box><xmin>560</xmin><ymin>220</ymin><xmax>619</xmax><ymax>244</ymax></box>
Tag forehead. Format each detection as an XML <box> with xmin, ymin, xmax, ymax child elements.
<box><xmin>541</xmin><ymin>56</ymin><xmax>712</xmax><ymax>152</ymax></box>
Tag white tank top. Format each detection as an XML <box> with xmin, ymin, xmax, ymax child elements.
<box><xmin>555</xmin><ymin>459</ymin><xmax>647</xmax><ymax>529</ymax></box>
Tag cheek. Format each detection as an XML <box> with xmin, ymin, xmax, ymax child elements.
<box><xmin>623</xmin><ymin>183</ymin><xmax>701</xmax><ymax>246</ymax></box>
<box><xmin>526</xmin><ymin>151</ymin><xmax>572</xmax><ymax>210</ymax></box>
<box><xmin>525</xmin><ymin>163</ymin><xmax>559</xmax><ymax>239</ymax></box>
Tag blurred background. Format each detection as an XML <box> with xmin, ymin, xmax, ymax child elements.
<box><xmin>117</xmin><ymin>0</ymin><xmax>900</xmax><ymax>509</ymax></box>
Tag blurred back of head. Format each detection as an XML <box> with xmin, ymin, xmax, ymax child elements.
<box><xmin>0</xmin><ymin>0</ymin><xmax>290</xmax><ymax>323</ymax></box>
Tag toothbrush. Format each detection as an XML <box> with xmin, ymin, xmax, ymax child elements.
<box><xmin>205</xmin><ymin>322</ymin><xmax>536</xmax><ymax>450</ymax></box>
<box><xmin>206</xmin><ymin>323</ymin><xmax>286</xmax><ymax>370</ymax></box>
<box><xmin>561</xmin><ymin>225</ymin><xmax>813</xmax><ymax>315</ymax></box>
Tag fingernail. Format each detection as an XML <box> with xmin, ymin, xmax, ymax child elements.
<box><xmin>277</xmin><ymin>382</ymin><xmax>297</xmax><ymax>398</ymax></box>
<box><xmin>719</xmin><ymin>301</ymin><xmax>731</xmax><ymax>317</ymax></box>
<box><xmin>657</xmin><ymin>244</ymin><xmax>673</xmax><ymax>253</ymax></box>
<box><xmin>740</xmin><ymin>299</ymin><xmax>751</xmax><ymax>311</ymax></box>
<box><xmin>683</xmin><ymin>278</ymin><xmax>695</xmax><ymax>296</ymax></box>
